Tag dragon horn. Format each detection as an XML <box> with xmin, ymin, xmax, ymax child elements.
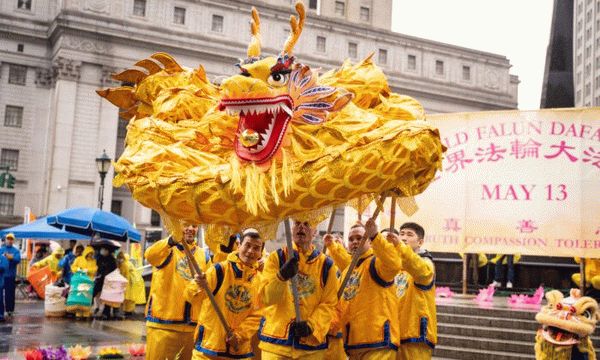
<box><xmin>282</xmin><ymin>1</ymin><xmax>305</xmax><ymax>55</ymax></box>
<box><xmin>247</xmin><ymin>7</ymin><xmax>261</xmax><ymax>58</ymax></box>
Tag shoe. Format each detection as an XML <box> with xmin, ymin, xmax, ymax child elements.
<box><xmin>506</xmin><ymin>282</ymin><xmax>513</xmax><ymax>289</ymax></box>
<box><xmin>6</xmin><ymin>312</ymin><xmax>13</xmax><ymax>317</ymax></box>
<box><xmin>491</xmin><ymin>281</ymin><xmax>501</xmax><ymax>288</ymax></box>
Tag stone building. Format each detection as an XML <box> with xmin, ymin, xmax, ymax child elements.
<box><xmin>0</xmin><ymin>0</ymin><xmax>518</xmax><ymax>235</ymax></box>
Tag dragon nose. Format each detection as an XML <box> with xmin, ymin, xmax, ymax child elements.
<box><xmin>221</xmin><ymin>75</ymin><xmax>269</xmax><ymax>98</ymax></box>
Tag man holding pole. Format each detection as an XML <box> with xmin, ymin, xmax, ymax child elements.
<box><xmin>144</xmin><ymin>225</ymin><xmax>212</xmax><ymax>360</ymax></box>
<box><xmin>389</xmin><ymin>222</ymin><xmax>436</xmax><ymax>360</ymax></box>
<box><xmin>258</xmin><ymin>220</ymin><xmax>338</xmax><ymax>360</ymax></box>
<box><xmin>185</xmin><ymin>228</ymin><xmax>264</xmax><ymax>359</ymax></box>
<box><xmin>338</xmin><ymin>219</ymin><xmax>402</xmax><ymax>360</ymax></box>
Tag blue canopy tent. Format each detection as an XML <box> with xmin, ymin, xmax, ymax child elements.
<box><xmin>0</xmin><ymin>217</ymin><xmax>88</xmax><ymax>240</ymax></box>
<box><xmin>46</xmin><ymin>207</ymin><xmax>141</xmax><ymax>242</ymax></box>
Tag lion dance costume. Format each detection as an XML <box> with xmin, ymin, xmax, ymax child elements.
<box><xmin>535</xmin><ymin>289</ymin><xmax>599</xmax><ymax>360</ymax></box>
<box><xmin>97</xmin><ymin>1</ymin><xmax>444</xmax><ymax>245</ymax></box>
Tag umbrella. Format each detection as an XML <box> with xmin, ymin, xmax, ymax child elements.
<box><xmin>0</xmin><ymin>217</ymin><xmax>88</xmax><ymax>240</ymax></box>
<box><xmin>46</xmin><ymin>207</ymin><xmax>141</xmax><ymax>242</ymax></box>
<box><xmin>90</xmin><ymin>237</ymin><xmax>121</xmax><ymax>252</ymax></box>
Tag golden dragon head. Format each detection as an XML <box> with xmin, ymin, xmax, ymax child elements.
<box><xmin>535</xmin><ymin>289</ymin><xmax>599</xmax><ymax>346</ymax></box>
<box><xmin>217</xmin><ymin>2</ymin><xmax>352</xmax><ymax>164</ymax></box>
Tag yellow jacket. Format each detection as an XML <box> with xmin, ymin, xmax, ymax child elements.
<box><xmin>32</xmin><ymin>248</ymin><xmax>64</xmax><ymax>275</ymax></box>
<box><xmin>326</xmin><ymin>242</ymin><xmax>351</xmax><ymax>271</ymax></box>
<box><xmin>490</xmin><ymin>254</ymin><xmax>521</xmax><ymax>265</ymax></box>
<box><xmin>258</xmin><ymin>245</ymin><xmax>338</xmax><ymax>356</ymax></box>
<box><xmin>185</xmin><ymin>252</ymin><xmax>262</xmax><ymax>358</ymax></box>
<box><xmin>145</xmin><ymin>238</ymin><xmax>212</xmax><ymax>332</ymax></box>
<box><xmin>71</xmin><ymin>246</ymin><xmax>98</xmax><ymax>278</ymax></box>
<box><xmin>340</xmin><ymin>233</ymin><xmax>402</xmax><ymax>353</ymax></box>
<box><xmin>394</xmin><ymin>243</ymin><xmax>437</xmax><ymax>349</ymax></box>
<box><xmin>574</xmin><ymin>257</ymin><xmax>600</xmax><ymax>279</ymax></box>
<box><xmin>123</xmin><ymin>254</ymin><xmax>146</xmax><ymax>305</ymax></box>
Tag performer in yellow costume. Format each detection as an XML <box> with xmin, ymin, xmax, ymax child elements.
<box><xmin>572</xmin><ymin>257</ymin><xmax>600</xmax><ymax>290</ymax></box>
<box><xmin>144</xmin><ymin>225</ymin><xmax>212</xmax><ymax>360</ymax></box>
<box><xmin>390</xmin><ymin>223</ymin><xmax>436</xmax><ymax>360</ymax></box>
<box><xmin>339</xmin><ymin>220</ymin><xmax>402</xmax><ymax>360</ymax></box>
<box><xmin>185</xmin><ymin>228</ymin><xmax>264</xmax><ymax>359</ymax></box>
<box><xmin>322</xmin><ymin>230</ymin><xmax>352</xmax><ymax>360</ymax></box>
<box><xmin>258</xmin><ymin>220</ymin><xmax>338</xmax><ymax>360</ymax></box>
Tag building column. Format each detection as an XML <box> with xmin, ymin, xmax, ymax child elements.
<box><xmin>45</xmin><ymin>57</ymin><xmax>81</xmax><ymax>214</ymax></box>
<box><xmin>96</xmin><ymin>66</ymin><xmax>119</xmax><ymax>212</ymax></box>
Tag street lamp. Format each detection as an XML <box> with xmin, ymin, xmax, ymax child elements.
<box><xmin>95</xmin><ymin>149</ymin><xmax>112</xmax><ymax>209</ymax></box>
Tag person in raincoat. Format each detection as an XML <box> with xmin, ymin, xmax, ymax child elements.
<box><xmin>94</xmin><ymin>244</ymin><xmax>118</xmax><ymax>320</ymax></box>
<box><xmin>185</xmin><ymin>228</ymin><xmax>264</xmax><ymax>359</ymax></box>
<box><xmin>59</xmin><ymin>244</ymin><xmax>83</xmax><ymax>285</ymax></box>
<box><xmin>30</xmin><ymin>246</ymin><xmax>64</xmax><ymax>277</ymax></box>
<box><xmin>69</xmin><ymin>246</ymin><xmax>98</xmax><ymax>319</ymax></box>
<box><xmin>0</xmin><ymin>252</ymin><xmax>8</xmax><ymax>322</ymax></box>
<box><xmin>71</xmin><ymin>246</ymin><xmax>98</xmax><ymax>278</ymax></box>
<box><xmin>120</xmin><ymin>253</ymin><xmax>146</xmax><ymax>317</ymax></box>
<box><xmin>144</xmin><ymin>224</ymin><xmax>212</xmax><ymax>360</ymax></box>
<box><xmin>1</xmin><ymin>233</ymin><xmax>22</xmax><ymax>318</ymax></box>
<box><xmin>390</xmin><ymin>223</ymin><xmax>437</xmax><ymax>360</ymax></box>
<box><xmin>258</xmin><ymin>220</ymin><xmax>339</xmax><ymax>360</ymax></box>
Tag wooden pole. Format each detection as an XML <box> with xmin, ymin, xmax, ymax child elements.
<box><xmin>462</xmin><ymin>255</ymin><xmax>468</xmax><ymax>295</ymax></box>
<box><xmin>179</xmin><ymin>239</ymin><xmax>232</xmax><ymax>335</ymax></box>
<box><xmin>581</xmin><ymin>259</ymin><xmax>586</xmax><ymax>294</ymax></box>
<box><xmin>284</xmin><ymin>218</ymin><xmax>302</xmax><ymax>322</ymax></box>
<box><xmin>322</xmin><ymin>209</ymin><xmax>337</xmax><ymax>254</ymax></box>
<box><xmin>338</xmin><ymin>192</ymin><xmax>387</xmax><ymax>299</ymax></box>
<box><xmin>390</xmin><ymin>195</ymin><xmax>397</xmax><ymax>229</ymax></box>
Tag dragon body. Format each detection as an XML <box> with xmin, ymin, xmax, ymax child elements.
<box><xmin>535</xmin><ymin>289</ymin><xmax>599</xmax><ymax>360</ymax></box>
<box><xmin>98</xmin><ymin>2</ymin><xmax>444</xmax><ymax>245</ymax></box>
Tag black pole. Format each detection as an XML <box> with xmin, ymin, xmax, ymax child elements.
<box><xmin>98</xmin><ymin>172</ymin><xmax>106</xmax><ymax>209</ymax></box>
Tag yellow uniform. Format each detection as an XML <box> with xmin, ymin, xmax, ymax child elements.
<box><xmin>258</xmin><ymin>245</ymin><xmax>338</xmax><ymax>359</ymax></box>
<box><xmin>572</xmin><ymin>258</ymin><xmax>600</xmax><ymax>289</ymax></box>
<box><xmin>185</xmin><ymin>252</ymin><xmax>262</xmax><ymax>359</ymax></box>
<box><xmin>340</xmin><ymin>233</ymin><xmax>402</xmax><ymax>360</ymax></box>
<box><xmin>71</xmin><ymin>246</ymin><xmax>98</xmax><ymax>278</ymax></box>
<box><xmin>31</xmin><ymin>248</ymin><xmax>64</xmax><ymax>275</ymax></box>
<box><xmin>394</xmin><ymin>243</ymin><xmax>436</xmax><ymax>360</ymax></box>
<box><xmin>122</xmin><ymin>254</ymin><xmax>146</xmax><ymax>313</ymax></box>
<box><xmin>145</xmin><ymin>238</ymin><xmax>212</xmax><ymax>360</ymax></box>
<box><xmin>324</xmin><ymin>242</ymin><xmax>350</xmax><ymax>360</ymax></box>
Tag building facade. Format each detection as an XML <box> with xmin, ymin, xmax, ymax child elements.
<box><xmin>573</xmin><ymin>0</ymin><xmax>600</xmax><ymax>107</ymax></box>
<box><xmin>0</xmin><ymin>0</ymin><xmax>518</xmax><ymax>234</ymax></box>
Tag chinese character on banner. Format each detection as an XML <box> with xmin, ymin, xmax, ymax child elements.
<box><xmin>443</xmin><ymin>218</ymin><xmax>461</xmax><ymax>232</ymax></box>
<box><xmin>582</xmin><ymin>147</ymin><xmax>600</xmax><ymax>169</ymax></box>
<box><xmin>510</xmin><ymin>138</ymin><xmax>542</xmax><ymax>159</ymax></box>
<box><xmin>444</xmin><ymin>150</ymin><xmax>473</xmax><ymax>173</ymax></box>
<box><xmin>475</xmin><ymin>143</ymin><xmax>507</xmax><ymax>162</ymax></box>
<box><xmin>517</xmin><ymin>220</ymin><xmax>538</xmax><ymax>233</ymax></box>
<box><xmin>544</xmin><ymin>141</ymin><xmax>578</xmax><ymax>162</ymax></box>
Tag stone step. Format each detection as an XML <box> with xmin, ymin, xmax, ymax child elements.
<box><xmin>437</xmin><ymin>303</ymin><xmax>537</xmax><ymax>320</ymax></box>
<box><xmin>438</xmin><ymin>323</ymin><xmax>536</xmax><ymax>342</ymax></box>
<box><xmin>437</xmin><ymin>334</ymin><xmax>533</xmax><ymax>354</ymax></box>
<box><xmin>433</xmin><ymin>345</ymin><xmax>535</xmax><ymax>360</ymax></box>
<box><xmin>437</xmin><ymin>312</ymin><xmax>539</xmax><ymax>331</ymax></box>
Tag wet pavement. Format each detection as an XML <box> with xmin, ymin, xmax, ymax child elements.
<box><xmin>0</xmin><ymin>300</ymin><xmax>146</xmax><ymax>359</ymax></box>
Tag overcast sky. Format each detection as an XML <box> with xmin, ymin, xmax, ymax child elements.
<box><xmin>391</xmin><ymin>0</ymin><xmax>555</xmax><ymax>110</ymax></box>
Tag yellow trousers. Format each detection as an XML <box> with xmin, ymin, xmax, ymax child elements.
<box><xmin>349</xmin><ymin>348</ymin><xmax>395</xmax><ymax>360</ymax></box>
<box><xmin>325</xmin><ymin>337</ymin><xmax>346</xmax><ymax>360</ymax></box>
<box><xmin>261</xmin><ymin>350</ymin><xmax>325</xmax><ymax>360</ymax></box>
<box><xmin>146</xmin><ymin>327</ymin><xmax>195</xmax><ymax>360</ymax></box>
<box><xmin>192</xmin><ymin>352</ymin><xmax>229</xmax><ymax>360</ymax></box>
<box><xmin>123</xmin><ymin>299</ymin><xmax>136</xmax><ymax>313</ymax></box>
<box><xmin>396</xmin><ymin>343</ymin><xmax>432</xmax><ymax>360</ymax></box>
<box><xmin>571</xmin><ymin>273</ymin><xmax>600</xmax><ymax>290</ymax></box>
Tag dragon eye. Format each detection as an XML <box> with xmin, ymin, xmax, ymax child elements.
<box><xmin>583</xmin><ymin>309</ymin><xmax>593</xmax><ymax>319</ymax></box>
<box><xmin>267</xmin><ymin>72</ymin><xmax>289</xmax><ymax>87</ymax></box>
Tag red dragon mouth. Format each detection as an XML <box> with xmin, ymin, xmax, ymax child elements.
<box><xmin>219</xmin><ymin>95</ymin><xmax>293</xmax><ymax>163</ymax></box>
